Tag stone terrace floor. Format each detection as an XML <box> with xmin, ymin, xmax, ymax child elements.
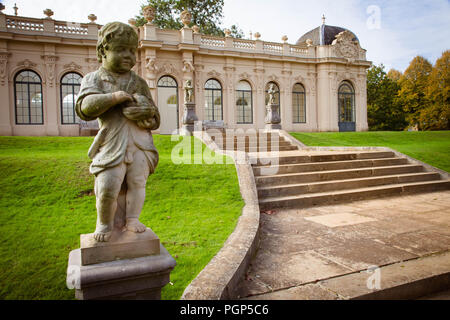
<box><xmin>237</xmin><ymin>190</ymin><xmax>450</xmax><ymax>299</ymax></box>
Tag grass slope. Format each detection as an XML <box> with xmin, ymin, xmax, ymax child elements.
<box><xmin>290</xmin><ymin>131</ymin><xmax>450</xmax><ymax>173</ymax></box>
<box><xmin>0</xmin><ymin>135</ymin><xmax>244</xmax><ymax>300</ymax></box>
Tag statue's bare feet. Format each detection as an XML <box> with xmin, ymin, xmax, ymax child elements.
<box><xmin>94</xmin><ymin>224</ymin><xmax>112</xmax><ymax>242</ymax></box>
<box><xmin>125</xmin><ymin>218</ymin><xmax>147</xmax><ymax>233</ymax></box>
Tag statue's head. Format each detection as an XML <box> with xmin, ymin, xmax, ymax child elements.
<box><xmin>186</xmin><ymin>79</ymin><xmax>192</xmax><ymax>86</ymax></box>
<box><xmin>97</xmin><ymin>22</ymin><xmax>138</xmax><ymax>73</ymax></box>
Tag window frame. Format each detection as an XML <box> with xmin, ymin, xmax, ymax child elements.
<box><xmin>292</xmin><ymin>83</ymin><xmax>306</xmax><ymax>124</ymax></box>
<box><xmin>236</xmin><ymin>80</ymin><xmax>253</xmax><ymax>124</ymax></box>
<box><xmin>60</xmin><ymin>72</ymin><xmax>82</xmax><ymax>125</ymax></box>
<box><xmin>338</xmin><ymin>81</ymin><xmax>356</xmax><ymax>123</ymax></box>
<box><xmin>204</xmin><ymin>78</ymin><xmax>223</xmax><ymax>121</ymax></box>
<box><xmin>14</xmin><ymin>70</ymin><xmax>44</xmax><ymax>125</ymax></box>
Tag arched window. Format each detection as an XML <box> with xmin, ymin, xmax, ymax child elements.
<box><xmin>60</xmin><ymin>72</ymin><xmax>82</xmax><ymax>124</ymax></box>
<box><xmin>292</xmin><ymin>83</ymin><xmax>306</xmax><ymax>123</ymax></box>
<box><xmin>14</xmin><ymin>70</ymin><xmax>43</xmax><ymax>124</ymax></box>
<box><xmin>204</xmin><ymin>79</ymin><xmax>222</xmax><ymax>121</ymax></box>
<box><xmin>265</xmin><ymin>81</ymin><xmax>280</xmax><ymax>106</ymax></box>
<box><xmin>157</xmin><ymin>75</ymin><xmax>179</xmax><ymax>134</ymax></box>
<box><xmin>236</xmin><ymin>80</ymin><xmax>253</xmax><ymax>124</ymax></box>
<box><xmin>338</xmin><ymin>81</ymin><xmax>356</xmax><ymax>131</ymax></box>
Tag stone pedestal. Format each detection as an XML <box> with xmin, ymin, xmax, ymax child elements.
<box><xmin>180</xmin><ymin>102</ymin><xmax>198</xmax><ymax>136</ymax></box>
<box><xmin>67</xmin><ymin>227</ymin><xmax>176</xmax><ymax>300</ymax></box>
<box><xmin>265</xmin><ymin>103</ymin><xmax>281</xmax><ymax>130</ymax></box>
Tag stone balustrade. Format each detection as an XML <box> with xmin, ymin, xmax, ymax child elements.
<box><xmin>0</xmin><ymin>12</ymin><xmax>314</xmax><ymax>58</ymax></box>
<box><xmin>1</xmin><ymin>14</ymin><xmax>99</xmax><ymax>39</ymax></box>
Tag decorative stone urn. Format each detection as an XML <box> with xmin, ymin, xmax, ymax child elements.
<box><xmin>281</xmin><ymin>35</ymin><xmax>288</xmax><ymax>43</ymax></box>
<box><xmin>43</xmin><ymin>9</ymin><xmax>54</xmax><ymax>19</ymax></box>
<box><xmin>88</xmin><ymin>14</ymin><xmax>97</xmax><ymax>23</ymax></box>
<box><xmin>192</xmin><ymin>25</ymin><xmax>200</xmax><ymax>33</ymax></box>
<box><xmin>224</xmin><ymin>29</ymin><xmax>232</xmax><ymax>37</ymax></box>
<box><xmin>143</xmin><ymin>6</ymin><xmax>156</xmax><ymax>25</ymax></box>
<box><xmin>180</xmin><ymin>9</ymin><xmax>192</xmax><ymax>28</ymax></box>
<box><xmin>254</xmin><ymin>32</ymin><xmax>261</xmax><ymax>40</ymax></box>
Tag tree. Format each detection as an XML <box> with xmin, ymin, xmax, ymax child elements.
<box><xmin>419</xmin><ymin>50</ymin><xmax>450</xmax><ymax>130</ymax></box>
<box><xmin>136</xmin><ymin>0</ymin><xmax>244</xmax><ymax>38</ymax></box>
<box><xmin>366</xmin><ymin>64</ymin><xmax>407</xmax><ymax>131</ymax></box>
<box><xmin>387</xmin><ymin>68</ymin><xmax>402</xmax><ymax>82</ymax></box>
<box><xmin>397</xmin><ymin>56</ymin><xmax>433</xmax><ymax>129</ymax></box>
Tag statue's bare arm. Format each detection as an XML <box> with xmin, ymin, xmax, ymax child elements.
<box><xmin>80</xmin><ymin>91</ymin><xmax>134</xmax><ymax>118</ymax></box>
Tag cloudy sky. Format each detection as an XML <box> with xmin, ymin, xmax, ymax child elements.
<box><xmin>2</xmin><ymin>0</ymin><xmax>449</xmax><ymax>72</ymax></box>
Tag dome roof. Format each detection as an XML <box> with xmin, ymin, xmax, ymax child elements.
<box><xmin>296</xmin><ymin>24</ymin><xmax>359</xmax><ymax>46</ymax></box>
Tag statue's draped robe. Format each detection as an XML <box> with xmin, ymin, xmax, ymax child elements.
<box><xmin>76</xmin><ymin>67</ymin><xmax>159</xmax><ymax>176</ymax></box>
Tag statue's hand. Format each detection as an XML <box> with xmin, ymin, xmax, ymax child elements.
<box><xmin>112</xmin><ymin>91</ymin><xmax>134</xmax><ymax>105</ymax></box>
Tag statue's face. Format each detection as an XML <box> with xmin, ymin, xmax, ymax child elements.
<box><xmin>102</xmin><ymin>37</ymin><xmax>137</xmax><ymax>73</ymax></box>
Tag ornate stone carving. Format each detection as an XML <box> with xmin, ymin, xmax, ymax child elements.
<box><xmin>17</xmin><ymin>59</ymin><xmax>37</xmax><ymax>68</ymax></box>
<box><xmin>332</xmin><ymin>30</ymin><xmax>360</xmax><ymax>60</ymax></box>
<box><xmin>42</xmin><ymin>55</ymin><xmax>58</xmax><ymax>87</ymax></box>
<box><xmin>254</xmin><ymin>32</ymin><xmax>261</xmax><ymax>40</ymax></box>
<box><xmin>267</xmin><ymin>74</ymin><xmax>279</xmax><ymax>82</ymax></box>
<box><xmin>239</xmin><ymin>72</ymin><xmax>250</xmax><ymax>80</ymax></box>
<box><xmin>143</xmin><ymin>6</ymin><xmax>156</xmax><ymax>25</ymax></box>
<box><xmin>64</xmin><ymin>61</ymin><xmax>82</xmax><ymax>72</ymax></box>
<box><xmin>182</xmin><ymin>59</ymin><xmax>194</xmax><ymax>73</ymax></box>
<box><xmin>145</xmin><ymin>57</ymin><xmax>158</xmax><ymax>73</ymax></box>
<box><xmin>192</xmin><ymin>25</ymin><xmax>200</xmax><ymax>33</ymax></box>
<box><xmin>0</xmin><ymin>52</ymin><xmax>9</xmax><ymax>86</ymax></box>
<box><xmin>180</xmin><ymin>9</ymin><xmax>191</xmax><ymax>28</ymax></box>
<box><xmin>224</xmin><ymin>29</ymin><xmax>231</xmax><ymax>37</ymax></box>
<box><xmin>207</xmin><ymin>69</ymin><xmax>220</xmax><ymax>78</ymax></box>
<box><xmin>159</xmin><ymin>63</ymin><xmax>175</xmax><ymax>75</ymax></box>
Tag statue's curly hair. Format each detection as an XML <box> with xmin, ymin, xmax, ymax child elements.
<box><xmin>96</xmin><ymin>22</ymin><xmax>138</xmax><ymax>63</ymax></box>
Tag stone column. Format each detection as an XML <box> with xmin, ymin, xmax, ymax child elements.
<box><xmin>0</xmin><ymin>50</ymin><xmax>12</xmax><ymax>135</ymax></box>
<box><xmin>41</xmin><ymin>52</ymin><xmax>59</xmax><ymax>136</ymax></box>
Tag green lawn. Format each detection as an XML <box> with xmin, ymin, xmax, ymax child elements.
<box><xmin>0</xmin><ymin>135</ymin><xmax>244</xmax><ymax>300</ymax></box>
<box><xmin>290</xmin><ymin>131</ymin><xmax>450</xmax><ymax>172</ymax></box>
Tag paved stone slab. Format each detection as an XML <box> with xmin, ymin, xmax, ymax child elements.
<box><xmin>238</xmin><ymin>191</ymin><xmax>450</xmax><ymax>299</ymax></box>
<box><xmin>304</xmin><ymin>213</ymin><xmax>377</xmax><ymax>228</ymax></box>
<box><xmin>243</xmin><ymin>283</ymin><xmax>338</xmax><ymax>300</ymax></box>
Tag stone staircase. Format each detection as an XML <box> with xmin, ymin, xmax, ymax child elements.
<box><xmin>254</xmin><ymin>150</ymin><xmax>450</xmax><ymax>211</ymax></box>
<box><xmin>210</xmin><ymin>131</ymin><xmax>298</xmax><ymax>153</ymax></box>
<box><xmin>208</xmin><ymin>130</ymin><xmax>450</xmax><ymax>211</ymax></box>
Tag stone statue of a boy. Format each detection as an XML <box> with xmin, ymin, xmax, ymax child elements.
<box><xmin>76</xmin><ymin>22</ymin><xmax>160</xmax><ymax>242</ymax></box>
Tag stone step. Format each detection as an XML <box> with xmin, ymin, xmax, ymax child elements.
<box><xmin>257</xmin><ymin>172</ymin><xmax>441</xmax><ymax>198</ymax></box>
<box><xmin>221</xmin><ymin>141</ymin><xmax>292</xmax><ymax>148</ymax></box>
<box><xmin>258</xmin><ymin>180</ymin><xmax>450</xmax><ymax>211</ymax></box>
<box><xmin>255</xmin><ymin>164</ymin><xmax>424</xmax><ymax>187</ymax></box>
<box><xmin>224</xmin><ymin>145</ymin><xmax>298</xmax><ymax>152</ymax></box>
<box><xmin>253</xmin><ymin>157</ymin><xmax>409</xmax><ymax>176</ymax></box>
<box><xmin>253</xmin><ymin>151</ymin><xmax>396</xmax><ymax>166</ymax></box>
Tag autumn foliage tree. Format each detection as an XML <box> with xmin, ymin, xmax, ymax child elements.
<box><xmin>397</xmin><ymin>56</ymin><xmax>433</xmax><ymax>129</ymax></box>
<box><xmin>419</xmin><ymin>50</ymin><xmax>450</xmax><ymax>130</ymax></box>
<box><xmin>367</xmin><ymin>64</ymin><xmax>407</xmax><ymax>130</ymax></box>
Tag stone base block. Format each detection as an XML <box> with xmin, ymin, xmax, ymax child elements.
<box><xmin>179</xmin><ymin>124</ymin><xmax>195</xmax><ymax>136</ymax></box>
<box><xmin>80</xmin><ymin>227</ymin><xmax>160</xmax><ymax>265</ymax></box>
<box><xmin>67</xmin><ymin>244</ymin><xmax>176</xmax><ymax>300</ymax></box>
<box><xmin>265</xmin><ymin>124</ymin><xmax>282</xmax><ymax>130</ymax></box>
